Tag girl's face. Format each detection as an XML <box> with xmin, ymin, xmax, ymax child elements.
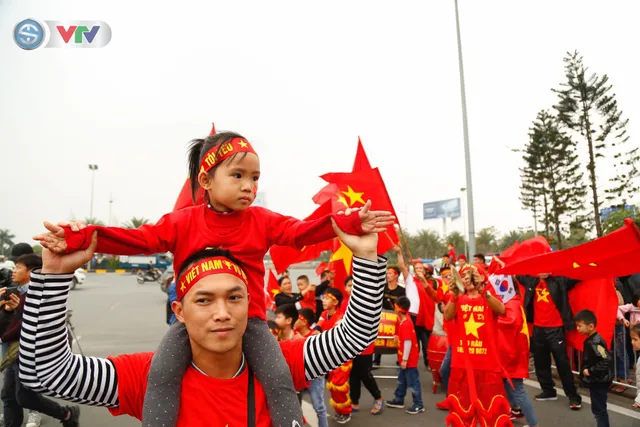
<box><xmin>200</xmin><ymin>152</ymin><xmax>260</xmax><ymax>212</ymax></box>
<box><xmin>631</xmin><ymin>332</ymin><xmax>640</xmax><ymax>352</ymax></box>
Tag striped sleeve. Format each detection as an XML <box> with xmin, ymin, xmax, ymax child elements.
<box><xmin>19</xmin><ymin>272</ymin><xmax>119</xmax><ymax>407</ymax></box>
<box><xmin>303</xmin><ymin>255</ymin><xmax>386</xmax><ymax>380</ymax></box>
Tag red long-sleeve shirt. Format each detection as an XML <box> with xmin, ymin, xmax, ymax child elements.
<box><xmin>0</xmin><ymin>294</ymin><xmax>26</xmax><ymax>344</ymax></box>
<box><xmin>64</xmin><ymin>205</ymin><xmax>360</xmax><ymax>320</ymax></box>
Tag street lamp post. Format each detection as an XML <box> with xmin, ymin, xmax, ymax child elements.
<box><xmin>454</xmin><ymin>0</ymin><xmax>476</xmax><ymax>256</ymax></box>
<box><xmin>461</xmin><ymin>187</ymin><xmax>468</xmax><ymax>257</ymax></box>
<box><xmin>88</xmin><ymin>164</ymin><xmax>98</xmax><ymax>219</ymax></box>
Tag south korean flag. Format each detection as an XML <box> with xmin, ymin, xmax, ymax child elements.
<box><xmin>489</xmin><ymin>274</ymin><xmax>516</xmax><ymax>303</ymax></box>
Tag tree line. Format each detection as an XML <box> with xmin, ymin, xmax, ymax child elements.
<box><xmin>519</xmin><ymin>50</ymin><xmax>638</xmax><ymax>248</ymax></box>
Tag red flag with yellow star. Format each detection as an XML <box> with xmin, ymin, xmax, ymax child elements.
<box><xmin>497</xmin><ymin>219</ymin><xmax>640</xmax><ymax>279</ymax></box>
<box><xmin>266</xmin><ymin>269</ymin><xmax>280</xmax><ymax>307</ymax></box>
<box><xmin>320</xmin><ymin>168</ymin><xmax>399</xmax><ymax>255</ymax></box>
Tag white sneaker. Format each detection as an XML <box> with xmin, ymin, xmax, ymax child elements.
<box><xmin>0</xmin><ymin>412</ymin><xmax>4</xmax><ymax>427</ymax></box>
<box><xmin>26</xmin><ymin>411</ymin><xmax>42</xmax><ymax>427</ymax></box>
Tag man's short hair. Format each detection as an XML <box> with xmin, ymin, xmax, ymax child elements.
<box><xmin>324</xmin><ymin>287</ymin><xmax>343</xmax><ymax>307</ymax></box>
<box><xmin>275</xmin><ymin>303</ymin><xmax>298</xmax><ymax>323</ymax></box>
<box><xmin>442</xmin><ymin>254</ymin><xmax>450</xmax><ymax>259</ymax></box>
<box><xmin>387</xmin><ymin>266</ymin><xmax>400</xmax><ymax>276</ymax></box>
<box><xmin>297</xmin><ymin>275</ymin><xmax>309</xmax><ymax>283</ymax></box>
<box><xmin>15</xmin><ymin>254</ymin><xmax>42</xmax><ymax>271</ymax></box>
<box><xmin>474</xmin><ymin>253</ymin><xmax>485</xmax><ymax>261</ymax></box>
<box><xmin>297</xmin><ymin>308</ymin><xmax>315</xmax><ymax>325</ymax></box>
<box><xmin>321</xmin><ymin>270</ymin><xmax>331</xmax><ymax>280</ymax></box>
<box><xmin>10</xmin><ymin>243</ymin><xmax>34</xmax><ymax>262</ymax></box>
<box><xmin>575</xmin><ymin>309</ymin><xmax>597</xmax><ymax>326</ymax></box>
<box><xmin>177</xmin><ymin>249</ymin><xmax>244</xmax><ymax>284</ymax></box>
<box><xmin>397</xmin><ymin>296</ymin><xmax>411</xmax><ymax>311</ymax></box>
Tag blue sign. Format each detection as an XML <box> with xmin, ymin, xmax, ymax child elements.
<box><xmin>600</xmin><ymin>205</ymin><xmax>634</xmax><ymax>221</ymax></box>
<box><xmin>423</xmin><ymin>198</ymin><xmax>461</xmax><ymax>220</ymax></box>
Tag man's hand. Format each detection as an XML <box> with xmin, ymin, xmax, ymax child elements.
<box><xmin>583</xmin><ymin>369</ymin><xmax>590</xmax><ymax>377</ymax></box>
<box><xmin>42</xmin><ymin>231</ymin><xmax>98</xmax><ymax>274</ymax></box>
<box><xmin>392</xmin><ymin>245</ymin><xmax>401</xmax><ymax>254</ymax></box>
<box><xmin>400</xmin><ymin>360</ymin><xmax>408</xmax><ymax>370</ymax></box>
<box><xmin>0</xmin><ymin>288</ymin><xmax>20</xmax><ymax>312</ymax></box>
<box><xmin>332</xmin><ymin>206</ymin><xmax>378</xmax><ymax>262</ymax></box>
<box><xmin>416</xmin><ymin>272</ymin><xmax>426</xmax><ymax>282</ymax></box>
<box><xmin>357</xmin><ymin>200</ymin><xmax>395</xmax><ymax>234</ymax></box>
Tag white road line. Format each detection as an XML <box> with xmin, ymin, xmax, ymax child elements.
<box><xmin>108</xmin><ymin>302</ymin><xmax>121</xmax><ymax>311</ymax></box>
<box><xmin>523</xmin><ymin>379</ymin><xmax>640</xmax><ymax>420</ymax></box>
<box><xmin>302</xmin><ymin>400</ymin><xmax>318</xmax><ymax>427</ymax></box>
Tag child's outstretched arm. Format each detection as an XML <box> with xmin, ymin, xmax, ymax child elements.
<box><xmin>263</xmin><ymin>199</ymin><xmax>394</xmax><ymax>248</ymax></box>
<box><xmin>33</xmin><ymin>213</ymin><xmax>177</xmax><ymax>256</ymax></box>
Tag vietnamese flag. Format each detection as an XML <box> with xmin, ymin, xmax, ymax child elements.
<box><xmin>320</xmin><ymin>167</ymin><xmax>399</xmax><ymax>255</ymax></box>
<box><xmin>266</xmin><ymin>270</ymin><xmax>280</xmax><ymax>308</ymax></box>
<box><xmin>315</xmin><ymin>261</ymin><xmax>328</xmax><ymax>277</ymax></box>
<box><xmin>497</xmin><ymin>219</ymin><xmax>640</xmax><ymax>280</ymax></box>
<box><xmin>566</xmin><ymin>278</ymin><xmax>619</xmax><ymax>351</ymax></box>
<box><xmin>330</xmin><ymin>249</ymin><xmax>350</xmax><ymax>301</ymax></box>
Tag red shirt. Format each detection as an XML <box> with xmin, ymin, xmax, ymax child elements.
<box><xmin>397</xmin><ymin>318</ymin><xmax>420</xmax><ymax>368</ymax></box>
<box><xmin>448</xmin><ymin>249</ymin><xmax>457</xmax><ymax>264</ymax></box>
<box><xmin>533</xmin><ymin>280</ymin><xmax>563</xmax><ymax>328</ymax></box>
<box><xmin>450</xmin><ymin>294</ymin><xmax>500</xmax><ymax>372</ymax></box>
<box><xmin>108</xmin><ymin>339</ymin><xmax>308</xmax><ymax>426</ymax></box>
<box><xmin>63</xmin><ymin>205</ymin><xmax>357</xmax><ymax>320</ymax></box>
<box><xmin>317</xmin><ymin>310</ymin><xmax>342</xmax><ymax>331</ymax></box>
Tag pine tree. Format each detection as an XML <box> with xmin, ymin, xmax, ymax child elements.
<box><xmin>520</xmin><ymin>128</ymin><xmax>551</xmax><ymax>240</ymax></box>
<box><xmin>553</xmin><ymin>50</ymin><xmax>634</xmax><ymax>237</ymax></box>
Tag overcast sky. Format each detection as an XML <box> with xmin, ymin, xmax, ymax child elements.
<box><xmin>1</xmin><ymin>0</ymin><xmax>638</xmax><ymax>247</ymax></box>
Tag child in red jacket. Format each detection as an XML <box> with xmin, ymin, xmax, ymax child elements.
<box><xmin>35</xmin><ymin>128</ymin><xmax>394</xmax><ymax>427</ymax></box>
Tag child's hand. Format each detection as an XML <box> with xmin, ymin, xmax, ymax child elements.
<box><xmin>583</xmin><ymin>369</ymin><xmax>590</xmax><ymax>377</ymax></box>
<box><xmin>357</xmin><ymin>200</ymin><xmax>395</xmax><ymax>233</ymax></box>
<box><xmin>624</xmin><ymin>319</ymin><xmax>630</xmax><ymax>328</ymax></box>
<box><xmin>33</xmin><ymin>221</ymin><xmax>72</xmax><ymax>253</ymax></box>
<box><xmin>401</xmin><ymin>361</ymin><xmax>408</xmax><ymax>370</ymax></box>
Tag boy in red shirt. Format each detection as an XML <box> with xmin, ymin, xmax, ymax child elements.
<box><xmin>274</xmin><ymin>304</ymin><xmax>300</xmax><ymax>342</ymax></box>
<box><xmin>386</xmin><ymin>297</ymin><xmax>425</xmax><ymax>415</ymax></box>
<box><xmin>296</xmin><ymin>275</ymin><xmax>317</xmax><ymax>314</ymax></box>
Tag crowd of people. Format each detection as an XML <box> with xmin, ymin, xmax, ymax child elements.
<box><xmin>0</xmin><ymin>127</ymin><xmax>637</xmax><ymax>427</ymax></box>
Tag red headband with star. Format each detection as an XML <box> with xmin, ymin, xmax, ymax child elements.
<box><xmin>199</xmin><ymin>137</ymin><xmax>257</xmax><ymax>176</ymax></box>
<box><xmin>177</xmin><ymin>256</ymin><xmax>249</xmax><ymax>301</ymax></box>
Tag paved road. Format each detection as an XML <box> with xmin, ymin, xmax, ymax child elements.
<box><xmin>2</xmin><ymin>274</ymin><xmax>639</xmax><ymax>426</ymax></box>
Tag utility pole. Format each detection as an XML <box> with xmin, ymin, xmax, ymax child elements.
<box><xmin>88</xmin><ymin>164</ymin><xmax>99</xmax><ymax>219</ymax></box>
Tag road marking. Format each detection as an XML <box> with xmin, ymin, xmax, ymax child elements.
<box><xmin>95</xmin><ymin>269</ymin><xmax>107</xmax><ymax>274</ymax></box>
<box><xmin>301</xmin><ymin>400</ymin><xmax>318</xmax><ymax>427</ymax></box>
<box><xmin>523</xmin><ymin>379</ymin><xmax>640</xmax><ymax>420</ymax></box>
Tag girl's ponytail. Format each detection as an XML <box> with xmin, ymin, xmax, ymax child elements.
<box><xmin>188</xmin><ymin>138</ymin><xmax>205</xmax><ymax>202</ymax></box>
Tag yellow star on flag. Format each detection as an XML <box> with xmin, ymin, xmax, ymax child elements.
<box><xmin>238</xmin><ymin>140</ymin><xmax>249</xmax><ymax>148</ymax></box>
<box><xmin>536</xmin><ymin>287</ymin><xmax>550</xmax><ymax>303</ymax></box>
<box><xmin>330</xmin><ymin>240</ymin><xmax>353</xmax><ymax>273</ymax></box>
<box><xmin>520</xmin><ymin>306</ymin><xmax>530</xmax><ymax>346</ymax></box>
<box><xmin>180</xmin><ymin>281</ymin><xmax>186</xmax><ymax>292</ymax></box>
<box><xmin>464</xmin><ymin>313</ymin><xmax>485</xmax><ymax>338</ymax></box>
<box><xmin>336</xmin><ymin>193</ymin><xmax>349</xmax><ymax>208</ymax></box>
<box><xmin>341</xmin><ymin>186</ymin><xmax>365</xmax><ymax>206</ymax></box>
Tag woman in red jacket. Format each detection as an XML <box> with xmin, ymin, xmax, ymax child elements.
<box><xmin>497</xmin><ymin>280</ymin><xmax>539</xmax><ymax>427</ymax></box>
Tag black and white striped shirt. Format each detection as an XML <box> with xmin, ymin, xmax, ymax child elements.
<box><xmin>19</xmin><ymin>255</ymin><xmax>386</xmax><ymax>408</ymax></box>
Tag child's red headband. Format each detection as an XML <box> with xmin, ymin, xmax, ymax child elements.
<box><xmin>177</xmin><ymin>256</ymin><xmax>249</xmax><ymax>301</ymax></box>
<box><xmin>199</xmin><ymin>137</ymin><xmax>257</xmax><ymax>177</ymax></box>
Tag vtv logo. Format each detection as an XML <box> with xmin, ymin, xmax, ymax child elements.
<box><xmin>46</xmin><ymin>21</ymin><xmax>111</xmax><ymax>48</ymax></box>
<box><xmin>56</xmin><ymin>25</ymin><xmax>101</xmax><ymax>45</ymax></box>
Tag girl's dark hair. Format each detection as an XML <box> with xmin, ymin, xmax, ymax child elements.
<box><xmin>632</xmin><ymin>292</ymin><xmax>640</xmax><ymax>307</ymax></box>
<box><xmin>187</xmin><ymin>131</ymin><xmax>247</xmax><ymax>201</ymax></box>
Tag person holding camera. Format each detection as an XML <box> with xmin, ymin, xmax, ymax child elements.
<box><xmin>0</xmin><ymin>253</ymin><xmax>81</xmax><ymax>427</ymax></box>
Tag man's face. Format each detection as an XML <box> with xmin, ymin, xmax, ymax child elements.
<box><xmin>386</xmin><ymin>269</ymin><xmax>398</xmax><ymax>283</ymax></box>
<box><xmin>294</xmin><ymin>317</ymin><xmax>306</xmax><ymax>332</ymax></box>
<box><xmin>12</xmin><ymin>263</ymin><xmax>30</xmax><ymax>285</ymax></box>
<box><xmin>459</xmin><ymin>258</ymin><xmax>467</xmax><ymax>268</ymax></box>
<box><xmin>274</xmin><ymin>312</ymin><xmax>291</xmax><ymax>330</ymax></box>
<box><xmin>441</xmin><ymin>270</ymin><xmax>454</xmax><ymax>287</ymax></box>
<box><xmin>297</xmin><ymin>278</ymin><xmax>308</xmax><ymax>292</ymax></box>
<box><xmin>173</xmin><ymin>273</ymin><xmax>249</xmax><ymax>357</ymax></box>
<box><xmin>473</xmin><ymin>256</ymin><xmax>483</xmax><ymax>265</ymax></box>
<box><xmin>442</xmin><ymin>256</ymin><xmax>450</xmax><ymax>264</ymax></box>
<box><xmin>279</xmin><ymin>278</ymin><xmax>292</xmax><ymax>294</ymax></box>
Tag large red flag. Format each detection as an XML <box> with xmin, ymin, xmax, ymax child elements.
<box><xmin>321</xmin><ymin>168</ymin><xmax>399</xmax><ymax>255</ymax></box>
<box><xmin>329</xmin><ymin>249</ymin><xmax>350</xmax><ymax>300</ymax></box>
<box><xmin>566</xmin><ymin>278</ymin><xmax>619</xmax><ymax>351</ymax></box>
<box><xmin>497</xmin><ymin>219</ymin><xmax>640</xmax><ymax>280</ymax></box>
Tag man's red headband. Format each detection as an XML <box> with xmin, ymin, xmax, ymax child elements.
<box><xmin>199</xmin><ymin>137</ymin><xmax>257</xmax><ymax>176</ymax></box>
<box><xmin>177</xmin><ymin>256</ymin><xmax>249</xmax><ymax>301</ymax></box>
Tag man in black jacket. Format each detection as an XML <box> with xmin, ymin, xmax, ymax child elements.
<box><xmin>516</xmin><ymin>273</ymin><xmax>582</xmax><ymax>409</ymax></box>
